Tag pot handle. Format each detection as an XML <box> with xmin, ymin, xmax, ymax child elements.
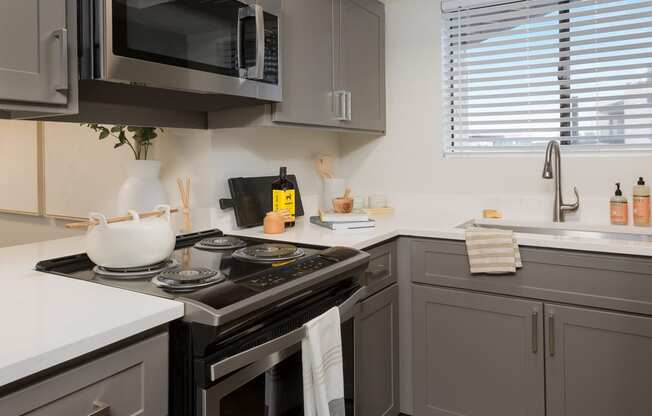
<box><xmin>88</xmin><ymin>213</ymin><xmax>108</xmax><ymax>228</ymax></box>
<box><xmin>128</xmin><ymin>210</ymin><xmax>140</xmax><ymax>222</ymax></box>
<box><xmin>155</xmin><ymin>204</ymin><xmax>172</xmax><ymax>223</ymax></box>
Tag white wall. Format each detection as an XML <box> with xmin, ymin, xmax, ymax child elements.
<box><xmin>156</xmin><ymin>126</ymin><xmax>340</xmax><ymax>230</ymax></box>
<box><xmin>0</xmin><ymin>214</ymin><xmax>81</xmax><ymax>248</ymax></box>
<box><xmin>0</xmin><ymin>124</ymin><xmax>340</xmax><ymax>247</ymax></box>
<box><xmin>339</xmin><ymin>0</ymin><xmax>652</xmax><ymax>221</ymax></box>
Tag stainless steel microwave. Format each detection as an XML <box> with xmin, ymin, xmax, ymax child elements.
<box><xmin>78</xmin><ymin>0</ymin><xmax>281</xmax><ymax>102</ymax></box>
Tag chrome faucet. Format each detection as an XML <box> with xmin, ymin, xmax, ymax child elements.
<box><xmin>542</xmin><ymin>140</ymin><xmax>579</xmax><ymax>222</ymax></box>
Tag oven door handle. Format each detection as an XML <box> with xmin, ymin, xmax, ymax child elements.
<box><xmin>209</xmin><ymin>286</ymin><xmax>367</xmax><ymax>382</ymax></box>
<box><xmin>339</xmin><ymin>286</ymin><xmax>367</xmax><ymax>321</ymax></box>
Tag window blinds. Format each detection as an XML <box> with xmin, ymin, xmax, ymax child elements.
<box><xmin>442</xmin><ymin>0</ymin><xmax>652</xmax><ymax>153</ymax></box>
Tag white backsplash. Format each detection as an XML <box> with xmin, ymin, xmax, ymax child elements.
<box><xmin>383</xmin><ymin>192</ymin><xmax>615</xmax><ymax>226</ymax></box>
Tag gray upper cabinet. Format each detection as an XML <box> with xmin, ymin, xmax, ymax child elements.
<box><xmin>0</xmin><ymin>0</ymin><xmax>77</xmax><ymax>117</ymax></box>
<box><xmin>356</xmin><ymin>284</ymin><xmax>399</xmax><ymax>416</ymax></box>
<box><xmin>334</xmin><ymin>0</ymin><xmax>386</xmax><ymax>132</ymax></box>
<box><xmin>209</xmin><ymin>0</ymin><xmax>386</xmax><ymax>133</ymax></box>
<box><xmin>271</xmin><ymin>0</ymin><xmax>338</xmax><ymax>127</ymax></box>
<box><xmin>545</xmin><ymin>303</ymin><xmax>652</xmax><ymax>416</ymax></box>
<box><xmin>413</xmin><ymin>284</ymin><xmax>545</xmax><ymax>416</ymax></box>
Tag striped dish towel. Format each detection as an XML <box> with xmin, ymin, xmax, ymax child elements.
<box><xmin>302</xmin><ymin>307</ymin><xmax>345</xmax><ymax>416</ymax></box>
<box><xmin>465</xmin><ymin>227</ymin><xmax>522</xmax><ymax>274</ymax></box>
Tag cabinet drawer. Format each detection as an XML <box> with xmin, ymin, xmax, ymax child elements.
<box><xmin>410</xmin><ymin>237</ymin><xmax>652</xmax><ymax>316</ymax></box>
<box><xmin>364</xmin><ymin>240</ymin><xmax>397</xmax><ymax>296</ymax></box>
<box><xmin>0</xmin><ymin>332</ymin><xmax>168</xmax><ymax>416</ymax></box>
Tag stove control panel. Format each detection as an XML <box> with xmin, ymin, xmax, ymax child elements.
<box><xmin>243</xmin><ymin>255</ymin><xmax>337</xmax><ymax>290</ymax></box>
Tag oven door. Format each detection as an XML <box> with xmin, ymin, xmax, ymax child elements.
<box><xmin>197</xmin><ymin>287</ymin><xmax>366</xmax><ymax>416</ymax></box>
<box><xmin>88</xmin><ymin>0</ymin><xmax>281</xmax><ymax>100</ymax></box>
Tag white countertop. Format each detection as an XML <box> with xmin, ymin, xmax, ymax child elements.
<box><xmin>4</xmin><ymin>207</ymin><xmax>652</xmax><ymax>388</ymax></box>
<box><xmin>227</xmin><ymin>211</ymin><xmax>652</xmax><ymax>257</ymax></box>
<box><xmin>0</xmin><ymin>237</ymin><xmax>184</xmax><ymax>388</ymax></box>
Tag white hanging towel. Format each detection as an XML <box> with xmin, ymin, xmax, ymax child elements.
<box><xmin>302</xmin><ymin>307</ymin><xmax>346</xmax><ymax>416</ymax></box>
<box><xmin>465</xmin><ymin>227</ymin><xmax>522</xmax><ymax>274</ymax></box>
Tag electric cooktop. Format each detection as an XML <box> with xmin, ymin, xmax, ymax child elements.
<box><xmin>35</xmin><ymin>229</ymin><xmax>369</xmax><ymax>327</ymax></box>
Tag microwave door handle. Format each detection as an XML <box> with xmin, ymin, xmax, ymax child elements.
<box><xmin>209</xmin><ymin>286</ymin><xmax>367</xmax><ymax>381</ymax></box>
<box><xmin>237</xmin><ymin>7</ymin><xmax>245</xmax><ymax>78</ymax></box>
<box><xmin>237</xmin><ymin>4</ymin><xmax>265</xmax><ymax>80</ymax></box>
<box><xmin>250</xmin><ymin>4</ymin><xmax>265</xmax><ymax>80</ymax></box>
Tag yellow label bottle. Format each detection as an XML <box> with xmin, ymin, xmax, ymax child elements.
<box><xmin>271</xmin><ymin>167</ymin><xmax>296</xmax><ymax>226</ymax></box>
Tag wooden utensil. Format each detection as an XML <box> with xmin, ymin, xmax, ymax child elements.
<box><xmin>177</xmin><ymin>177</ymin><xmax>192</xmax><ymax>232</ymax></box>
<box><xmin>66</xmin><ymin>208</ymin><xmax>179</xmax><ymax>229</ymax></box>
<box><xmin>315</xmin><ymin>156</ymin><xmax>334</xmax><ymax>179</ymax></box>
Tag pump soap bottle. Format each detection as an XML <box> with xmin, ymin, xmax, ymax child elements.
<box><xmin>633</xmin><ymin>177</ymin><xmax>651</xmax><ymax>226</ymax></box>
<box><xmin>610</xmin><ymin>183</ymin><xmax>628</xmax><ymax>225</ymax></box>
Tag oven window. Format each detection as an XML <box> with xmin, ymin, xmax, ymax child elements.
<box><xmin>220</xmin><ymin>351</ymin><xmax>304</xmax><ymax>416</ymax></box>
<box><xmin>215</xmin><ymin>319</ymin><xmax>355</xmax><ymax>416</ymax></box>
<box><xmin>111</xmin><ymin>0</ymin><xmax>279</xmax><ymax>83</ymax></box>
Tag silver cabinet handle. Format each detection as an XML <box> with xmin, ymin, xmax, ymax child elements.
<box><xmin>53</xmin><ymin>28</ymin><xmax>69</xmax><ymax>94</ymax></box>
<box><xmin>88</xmin><ymin>401</ymin><xmax>110</xmax><ymax>416</ymax></box>
<box><xmin>334</xmin><ymin>90</ymin><xmax>348</xmax><ymax>121</ymax></box>
<box><xmin>365</xmin><ymin>264</ymin><xmax>387</xmax><ymax>282</ymax></box>
<box><xmin>346</xmin><ymin>91</ymin><xmax>352</xmax><ymax>121</ymax></box>
<box><xmin>237</xmin><ymin>4</ymin><xmax>265</xmax><ymax>80</ymax></box>
<box><xmin>548</xmin><ymin>314</ymin><xmax>556</xmax><ymax>356</ymax></box>
<box><xmin>531</xmin><ymin>311</ymin><xmax>538</xmax><ymax>354</ymax></box>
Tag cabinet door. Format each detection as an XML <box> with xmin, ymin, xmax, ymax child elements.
<box><xmin>413</xmin><ymin>285</ymin><xmax>545</xmax><ymax>416</ymax></box>
<box><xmin>546</xmin><ymin>304</ymin><xmax>652</xmax><ymax>416</ymax></box>
<box><xmin>0</xmin><ymin>0</ymin><xmax>77</xmax><ymax>114</ymax></box>
<box><xmin>272</xmin><ymin>0</ymin><xmax>339</xmax><ymax>127</ymax></box>
<box><xmin>356</xmin><ymin>284</ymin><xmax>399</xmax><ymax>416</ymax></box>
<box><xmin>364</xmin><ymin>241</ymin><xmax>397</xmax><ymax>297</ymax></box>
<box><xmin>335</xmin><ymin>0</ymin><xmax>385</xmax><ymax>132</ymax></box>
<box><xmin>0</xmin><ymin>333</ymin><xmax>168</xmax><ymax>416</ymax></box>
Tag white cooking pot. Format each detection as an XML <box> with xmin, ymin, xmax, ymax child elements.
<box><xmin>86</xmin><ymin>205</ymin><xmax>176</xmax><ymax>268</ymax></box>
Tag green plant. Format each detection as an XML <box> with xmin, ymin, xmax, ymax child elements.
<box><xmin>83</xmin><ymin>124</ymin><xmax>163</xmax><ymax>160</ymax></box>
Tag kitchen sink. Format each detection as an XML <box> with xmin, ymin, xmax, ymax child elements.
<box><xmin>458</xmin><ymin>220</ymin><xmax>652</xmax><ymax>243</ymax></box>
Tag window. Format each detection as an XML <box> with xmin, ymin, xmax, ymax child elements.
<box><xmin>442</xmin><ymin>0</ymin><xmax>652</xmax><ymax>154</ymax></box>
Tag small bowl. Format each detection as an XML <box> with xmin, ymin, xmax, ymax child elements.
<box><xmin>332</xmin><ymin>197</ymin><xmax>354</xmax><ymax>213</ymax></box>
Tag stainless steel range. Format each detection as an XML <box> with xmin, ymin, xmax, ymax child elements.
<box><xmin>36</xmin><ymin>229</ymin><xmax>370</xmax><ymax>416</ymax></box>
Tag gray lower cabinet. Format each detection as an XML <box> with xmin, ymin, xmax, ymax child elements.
<box><xmin>0</xmin><ymin>332</ymin><xmax>168</xmax><ymax>416</ymax></box>
<box><xmin>545</xmin><ymin>304</ymin><xmax>652</xmax><ymax>416</ymax></box>
<box><xmin>356</xmin><ymin>284</ymin><xmax>399</xmax><ymax>416</ymax></box>
<box><xmin>0</xmin><ymin>0</ymin><xmax>78</xmax><ymax>117</ymax></box>
<box><xmin>364</xmin><ymin>241</ymin><xmax>398</xmax><ymax>296</ymax></box>
<box><xmin>410</xmin><ymin>237</ymin><xmax>652</xmax><ymax>416</ymax></box>
<box><xmin>413</xmin><ymin>284</ymin><xmax>545</xmax><ymax>416</ymax></box>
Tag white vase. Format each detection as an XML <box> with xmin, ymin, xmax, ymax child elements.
<box><xmin>117</xmin><ymin>160</ymin><xmax>168</xmax><ymax>214</ymax></box>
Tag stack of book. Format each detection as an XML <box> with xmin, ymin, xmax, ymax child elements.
<box><xmin>310</xmin><ymin>210</ymin><xmax>376</xmax><ymax>230</ymax></box>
